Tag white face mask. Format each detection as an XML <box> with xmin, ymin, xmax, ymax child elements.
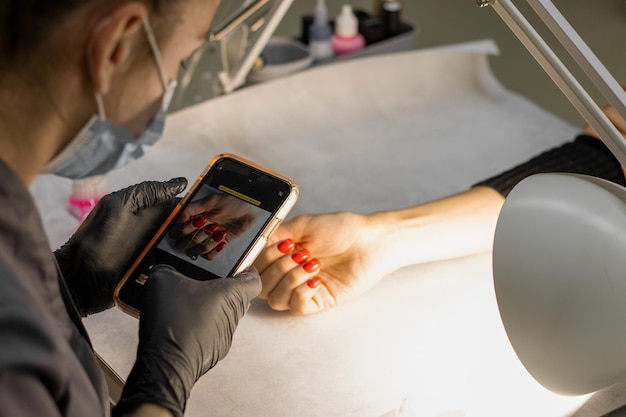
<box><xmin>44</xmin><ymin>18</ymin><xmax>178</xmax><ymax>180</ymax></box>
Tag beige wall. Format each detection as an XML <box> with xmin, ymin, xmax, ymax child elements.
<box><xmin>276</xmin><ymin>0</ymin><xmax>626</xmax><ymax>126</ymax></box>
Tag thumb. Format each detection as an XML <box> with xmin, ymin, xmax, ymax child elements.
<box><xmin>230</xmin><ymin>267</ymin><xmax>262</xmax><ymax>300</ymax></box>
<box><xmin>127</xmin><ymin>177</ymin><xmax>188</xmax><ymax>213</ymax></box>
<box><xmin>267</xmin><ymin>219</ymin><xmax>300</xmax><ymax>245</ymax></box>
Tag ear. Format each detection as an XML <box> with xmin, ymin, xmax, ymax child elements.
<box><xmin>87</xmin><ymin>2</ymin><xmax>148</xmax><ymax>95</ymax></box>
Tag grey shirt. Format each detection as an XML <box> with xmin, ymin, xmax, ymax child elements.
<box><xmin>0</xmin><ymin>160</ymin><xmax>108</xmax><ymax>416</ymax></box>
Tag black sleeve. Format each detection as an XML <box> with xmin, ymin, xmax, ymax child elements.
<box><xmin>472</xmin><ymin>134</ymin><xmax>626</xmax><ymax>197</ymax></box>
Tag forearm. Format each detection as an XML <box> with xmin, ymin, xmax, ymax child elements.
<box><xmin>359</xmin><ymin>134</ymin><xmax>623</xmax><ymax>273</ymax></box>
<box><xmin>369</xmin><ymin>186</ymin><xmax>505</xmax><ymax>271</ymax></box>
<box><xmin>372</xmin><ymin>133</ymin><xmax>626</xmax><ymax>270</ymax></box>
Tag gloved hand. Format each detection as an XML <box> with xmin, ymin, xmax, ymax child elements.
<box><xmin>113</xmin><ymin>266</ymin><xmax>262</xmax><ymax>417</ymax></box>
<box><xmin>55</xmin><ymin>178</ymin><xmax>188</xmax><ymax>317</ymax></box>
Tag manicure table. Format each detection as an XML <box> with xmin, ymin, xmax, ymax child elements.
<box><xmin>31</xmin><ymin>40</ymin><xmax>593</xmax><ymax>417</ymax></box>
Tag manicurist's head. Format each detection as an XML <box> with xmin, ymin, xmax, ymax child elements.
<box><xmin>0</xmin><ymin>0</ymin><xmax>220</xmax><ymax>183</ymax></box>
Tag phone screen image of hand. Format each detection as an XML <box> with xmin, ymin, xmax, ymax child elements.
<box><xmin>116</xmin><ymin>156</ymin><xmax>296</xmax><ymax>315</ymax></box>
<box><xmin>156</xmin><ymin>184</ymin><xmax>271</xmax><ymax>279</ymax></box>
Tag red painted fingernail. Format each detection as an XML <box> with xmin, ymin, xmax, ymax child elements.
<box><xmin>277</xmin><ymin>239</ymin><xmax>296</xmax><ymax>254</ymax></box>
<box><xmin>192</xmin><ymin>215</ymin><xmax>209</xmax><ymax>228</ymax></box>
<box><xmin>203</xmin><ymin>223</ymin><xmax>220</xmax><ymax>235</ymax></box>
<box><xmin>291</xmin><ymin>249</ymin><xmax>310</xmax><ymax>264</ymax></box>
<box><xmin>307</xmin><ymin>277</ymin><xmax>322</xmax><ymax>289</ymax></box>
<box><xmin>302</xmin><ymin>259</ymin><xmax>321</xmax><ymax>273</ymax></box>
<box><xmin>212</xmin><ymin>230</ymin><xmax>227</xmax><ymax>242</ymax></box>
<box><xmin>215</xmin><ymin>242</ymin><xmax>227</xmax><ymax>253</ymax></box>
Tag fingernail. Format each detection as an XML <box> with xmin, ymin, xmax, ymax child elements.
<box><xmin>192</xmin><ymin>215</ymin><xmax>209</xmax><ymax>228</ymax></box>
<box><xmin>212</xmin><ymin>230</ymin><xmax>227</xmax><ymax>242</ymax></box>
<box><xmin>307</xmin><ymin>277</ymin><xmax>322</xmax><ymax>289</ymax></box>
<box><xmin>277</xmin><ymin>239</ymin><xmax>296</xmax><ymax>254</ymax></box>
<box><xmin>291</xmin><ymin>249</ymin><xmax>310</xmax><ymax>264</ymax></box>
<box><xmin>203</xmin><ymin>223</ymin><xmax>220</xmax><ymax>235</ymax></box>
<box><xmin>302</xmin><ymin>259</ymin><xmax>321</xmax><ymax>273</ymax></box>
<box><xmin>192</xmin><ymin>229</ymin><xmax>207</xmax><ymax>244</ymax></box>
<box><xmin>215</xmin><ymin>242</ymin><xmax>227</xmax><ymax>253</ymax></box>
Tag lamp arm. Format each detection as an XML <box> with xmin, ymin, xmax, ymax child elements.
<box><xmin>477</xmin><ymin>0</ymin><xmax>626</xmax><ymax>168</ymax></box>
<box><xmin>219</xmin><ymin>0</ymin><xmax>294</xmax><ymax>93</ymax></box>
<box><xmin>527</xmin><ymin>0</ymin><xmax>626</xmax><ymax>119</ymax></box>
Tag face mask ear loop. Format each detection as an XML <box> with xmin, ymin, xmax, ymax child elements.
<box><xmin>95</xmin><ymin>93</ymin><xmax>107</xmax><ymax>121</ymax></box>
<box><xmin>89</xmin><ymin>18</ymin><xmax>112</xmax><ymax>122</ymax></box>
<box><xmin>142</xmin><ymin>17</ymin><xmax>170</xmax><ymax>90</ymax></box>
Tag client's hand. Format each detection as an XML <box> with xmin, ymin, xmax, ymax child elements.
<box><xmin>168</xmin><ymin>193</ymin><xmax>257</xmax><ymax>260</ymax></box>
<box><xmin>255</xmin><ymin>188</ymin><xmax>506</xmax><ymax>315</ymax></box>
<box><xmin>55</xmin><ymin>178</ymin><xmax>188</xmax><ymax>316</ymax></box>
<box><xmin>113</xmin><ymin>266</ymin><xmax>261</xmax><ymax>417</ymax></box>
<box><xmin>254</xmin><ymin>211</ymin><xmax>394</xmax><ymax>315</ymax></box>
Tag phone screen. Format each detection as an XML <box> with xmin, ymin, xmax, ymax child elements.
<box><xmin>116</xmin><ymin>156</ymin><xmax>296</xmax><ymax>314</ymax></box>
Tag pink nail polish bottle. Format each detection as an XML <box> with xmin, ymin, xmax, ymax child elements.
<box><xmin>331</xmin><ymin>4</ymin><xmax>366</xmax><ymax>57</ymax></box>
<box><xmin>67</xmin><ymin>175</ymin><xmax>107</xmax><ymax>222</ymax></box>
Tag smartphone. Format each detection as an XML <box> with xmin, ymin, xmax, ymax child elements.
<box><xmin>114</xmin><ymin>153</ymin><xmax>299</xmax><ymax>317</ymax></box>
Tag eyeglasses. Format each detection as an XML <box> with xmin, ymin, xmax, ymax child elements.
<box><xmin>170</xmin><ymin>0</ymin><xmax>293</xmax><ymax>112</ymax></box>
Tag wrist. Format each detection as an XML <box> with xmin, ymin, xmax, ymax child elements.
<box><xmin>365</xmin><ymin>208</ymin><xmax>435</xmax><ymax>271</ymax></box>
<box><xmin>354</xmin><ymin>209</ymin><xmax>425</xmax><ymax>276</ymax></box>
<box><xmin>114</xmin><ymin>348</ymin><xmax>192</xmax><ymax>417</ymax></box>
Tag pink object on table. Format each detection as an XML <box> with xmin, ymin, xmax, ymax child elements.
<box><xmin>67</xmin><ymin>176</ymin><xmax>107</xmax><ymax>222</ymax></box>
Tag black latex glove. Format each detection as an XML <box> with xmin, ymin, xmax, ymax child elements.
<box><xmin>113</xmin><ymin>266</ymin><xmax>261</xmax><ymax>417</ymax></box>
<box><xmin>55</xmin><ymin>178</ymin><xmax>188</xmax><ymax>317</ymax></box>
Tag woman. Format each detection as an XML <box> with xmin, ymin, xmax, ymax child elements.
<box><xmin>0</xmin><ymin>1</ymin><xmax>260</xmax><ymax>417</ymax></box>
<box><xmin>256</xmin><ymin>101</ymin><xmax>626</xmax><ymax>315</ymax></box>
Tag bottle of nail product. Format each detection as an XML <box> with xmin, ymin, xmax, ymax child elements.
<box><xmin>382</xmin><ymin>0</ymin><xmax>402</xmax><ymax>37</ymax></box>
<box><xmin>308</xmin><ymin>0</ymin><xmax>334</xmax><ymax>62</ymax></box>
<box><xmin>331</xmin><ymin>4</ymin><xmax>366</xmax><ymax>57</ymax></box>
<box><xmin>67</xmin><ymin>175</ymin><xmax>107</xmax><ymax>222</ymax></box>
<box><xmin>372</xmin><ymin>0</ymin><xmax>386</xmax><ymax>18</ymax></box>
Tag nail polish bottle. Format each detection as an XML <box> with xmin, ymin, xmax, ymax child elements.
<box><xmin>331</xmin><ymin>5</ymin><xmax>366</xmax><ymax>57</ymax></box>
<box><xmin>382</xmin><ymin>0</ymin><xmax>402</xmax><ymax>37</ymax></box>
<box><xmin>308</xmin><ymin>0</ymin><xmax>334</xmax><ymax>62</ymax></box>
<box><xmin>67</xmin><ymin>175</ymin><xmax>107</xmax><ymax>222</ymax></box>
<box><xmin>300</xmin><ymin>14</ymin><xmax>314</xmax><ymax>45</ymax></box>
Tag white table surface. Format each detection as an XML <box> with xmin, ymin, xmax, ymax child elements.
<box><xmin>31</xmin><ymin>40</ymin><xmax>592</xmax><ymax>417</ymax></box>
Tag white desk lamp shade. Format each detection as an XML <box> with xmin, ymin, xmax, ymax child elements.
<box><xmin>493</xmin><ymin>172</ymin><xmax>626</xmax><ymax>395</ymax></box>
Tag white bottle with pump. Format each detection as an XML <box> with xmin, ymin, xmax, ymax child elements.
<box><xmin>308</xmin><ymin>0</ymin><xmax>334</xmax><ymax>62</ymax></box>
<box><xmin>331</xmin><ymin>4</ymin><xmax>366</xmax><ymax>57</ymax></box>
